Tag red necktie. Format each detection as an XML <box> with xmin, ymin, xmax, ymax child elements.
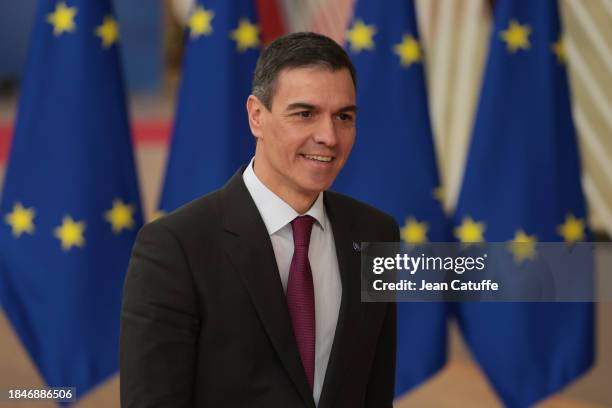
<box><xmin>286</xmin><ymin>215</ymin><xmax>316</xmax><ymax>390</ymax></box>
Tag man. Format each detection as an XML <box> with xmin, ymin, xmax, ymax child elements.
<box><xmin>120</xmin><ymin>32</ymin><xmax>398</xmax><ymax>408</ymax></box>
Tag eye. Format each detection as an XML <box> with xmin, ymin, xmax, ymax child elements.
<box><xmin>297</xmin><ymin>111</ymin><xmax>312</xmax><ymax>118</ymax></box>
<box><xmin>336</xmin><ymin>113</ymin><xmax>354</xmax><ymax>122</ymax></box>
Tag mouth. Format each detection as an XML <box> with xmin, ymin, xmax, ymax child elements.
<box><xmin>300</xmin><ymin>154</ymin><xmax>335</xmax><ymax>163</ymax></box>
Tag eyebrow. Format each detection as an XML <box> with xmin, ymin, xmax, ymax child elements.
<box><xmin>285</xmin><ymin>102</ymin><xmax>316</xmax><ymax>112</ymax></box>
<box><xmin>285</xmin><ymin>102</ymin><xmax>358</xmax><ymax>113</ymax></box>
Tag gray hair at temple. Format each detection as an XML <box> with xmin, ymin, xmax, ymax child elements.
<box><xmin>251</xmin><ymin>32</ymin><xmax>357</xmax><ymax>110</ymax></box>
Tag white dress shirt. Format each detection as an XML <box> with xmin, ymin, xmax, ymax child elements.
<box><xmin>243</xmin><ymin>158</ymin><xmax>342</xmax><ymax>407</ymax></box>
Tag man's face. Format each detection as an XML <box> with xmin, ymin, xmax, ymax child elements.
<box><xmin>248</xmin><ymin>66</ymin><xmax>356</xmax><ymax>201</ymax></box>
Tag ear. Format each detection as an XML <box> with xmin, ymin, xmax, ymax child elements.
<box><xmin>247</xmin><ymin>95</ymin><xmax>265</xmax><ymax>141</ymax></box>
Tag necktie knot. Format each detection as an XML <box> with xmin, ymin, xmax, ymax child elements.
<box><xmin>291</xmin><ymin>215</ymin><xmax>315</xmax><ymax>249</ymax></box>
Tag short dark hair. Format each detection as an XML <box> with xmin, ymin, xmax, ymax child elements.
<box><xmin>252</xmin><ymin>32</ymin><xmax>357</xmax><ymax>110</ymax></box>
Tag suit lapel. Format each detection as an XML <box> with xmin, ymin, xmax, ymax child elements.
<box><xmin>220</xmin><ymin>167</ymin><xmax>315</xmax><ymax>408</ymax></box>
<box><xmin>318</xmin><ymin>192</ymin><xmax>362</xmax><ymax>408</ymax></box>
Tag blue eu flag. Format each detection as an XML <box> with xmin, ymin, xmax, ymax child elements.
<box><xmin>0</xmin><ymin>0</ymin><xmax>142</xmax><ymax>399</ymax></box>
<box><xmin>335</xmin><ymin>0</ymin><xmax>450</xmax><ymax>397</ymax></box>
<box><xmin>159</xmin><ymin>0</ymin><xmax>260</xmax><ymax>212</ymax></box>
<box><xmin>453</xmin><ymin>1</ymin><xmax>593</xmax><ymax>406</ymax></box>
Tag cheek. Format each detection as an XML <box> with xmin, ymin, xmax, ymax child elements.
<box><xmin>270</xmin><ymin>135</ymin><xmax>299</xmax><ymax>168</ymax></box>
<box><xmin>283</xmin><ymin>132</ymin><xmax>310</xmax><ymax>157</ymax></box>
<box><xmin>339</xmin><ymin>131</ymin><xmax>356</xmax><ymax>155</ymax></box>
<box><xmin>266</xmin><ymin>126</ymin><xmax>288</xmax><ymax>156</ymax></box>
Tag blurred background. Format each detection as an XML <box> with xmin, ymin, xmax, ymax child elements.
<box><xmin>0</xmin><ymin>0</ymin><xmax>610</xmax><ymax>406</ymax></box>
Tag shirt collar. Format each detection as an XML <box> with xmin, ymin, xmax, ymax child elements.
<box><xmin>243</xmin><ymin>158</ymin><xmax>327</xmax><ymax>235</ymax></box>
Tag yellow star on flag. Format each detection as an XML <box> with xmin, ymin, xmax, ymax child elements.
<box><xmin>433</xmin><ymin>186</ymin><xmax>445</xmax><ymax>204</ymax></box>
<box><xmin>393</xmin><ymin>34</ymin><xmax>422</xmax><ymax>67</ymax></box>
<box><xmin>95</xmin><ymin>15</ymin><xmax>119</xmax><ymax>48</ymax></box>
<box><xmin>188</xmin><ymin>6</ymin><xmax>214</xmax><ymax>38</ymax></box>
<box><xmin>551</xmin><ymin>37</ymin><xmax>566</xmax><ymax>63</ymax></box>
<box><xmin>346</xmin><ymin>19</ymin><xmax>376</xmax><ymax>53</ymax></box>
<box><xmin>401</xmin><ymin>217</ymin><xmax>428</xmax><ymax>245</ymax></box>
<box><xmin>454</xmin><ymin>217</ymin><xmax>486</xmax><ymax>243</ymax></box>
<box><xmin>47</xmin><ymin>2</ymin><xmax>77</xmax><ymax>37</ymax></box>
<box><xmin>4</xmin><ymin>202</ymin><xmax>36</xmax><ymax>238</ymax></box>
<box><xmin>507</xmin><ymin>229</ymin><xmax>537</xmax><ymax>263</ymax></box>
<box><xmin>230</xmin><ymin>18</ymin><xmax>260</xmax><ymax>52</ymax></box>
<box><xmin>500</xmin><ymin>19</ymin><xmax>531</xmax><ymax>53</ymax></box>
<box><xmin>105</xmin><ymin>199</ymin><xmax>136</xmax><ymax>234</ymax></box>
<box><xmin>54</xmin><ymin>215</ymin><xmax>86</xmax><ymax>251</ymax></box>
<box><xmin>557</xmin><ymin>213</ymin><xmax>586</xmax><ymax>244</ymax></box>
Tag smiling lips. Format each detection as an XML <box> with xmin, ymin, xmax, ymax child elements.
<box><xmin>301</xmin><ymin>154</ymin><xmax>334</xmax><ymax>163</ymax></box>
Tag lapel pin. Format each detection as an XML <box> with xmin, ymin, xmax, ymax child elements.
<box><xmin>352</xmin><ymin>242</ymin><xmax>361</xmax><ymax>252</ymax></box>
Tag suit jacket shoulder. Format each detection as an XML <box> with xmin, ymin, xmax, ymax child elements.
<box><xmin>150</xmin><ymin>188</ymin><xmax>223</xmax><ymax>241</ymax></box>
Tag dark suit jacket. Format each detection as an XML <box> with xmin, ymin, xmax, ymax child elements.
<box><xmin>120</xmin><ymin>166</ymin><xmax>399</xmax><ymax>407</ymax></box>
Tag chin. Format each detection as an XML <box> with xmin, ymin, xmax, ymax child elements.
<box><xmin>292</xmin><ymin>169</ymin><xmax>339</xmax><ymax>195</ymax></box>
<box><xmin>301</xmin><ymin>179</ymin><xmax>334</xmax><ymax>194</ymax></box>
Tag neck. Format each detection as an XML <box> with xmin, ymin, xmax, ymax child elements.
<box><xmin>285</xmin><ymin>193</ymin><xmax>318</xmax><ymax>215</ymax></box>
<box><xmin>252</xmin><ymin>158</ymin><xmax>318</xmax><ymax>214</ymax></box>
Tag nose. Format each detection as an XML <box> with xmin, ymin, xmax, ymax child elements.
<box><xmin>313</xmin><ymin>116</ymin><xmax>338</xmax><ymax>147</ymax></box>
